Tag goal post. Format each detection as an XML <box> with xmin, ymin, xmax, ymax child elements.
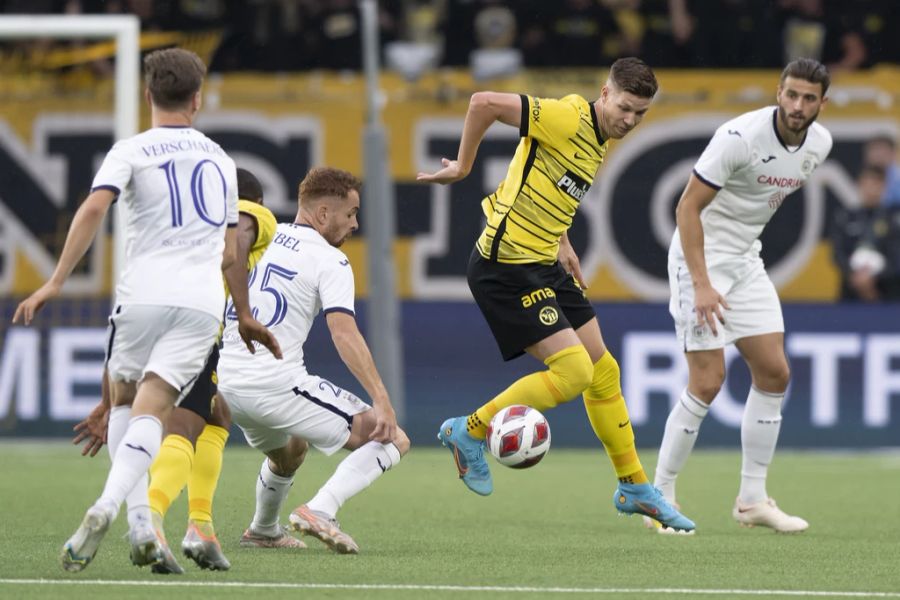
<box><xmin>0</xmin><ymin>14</ymin><xmax>140</xmax><ymax>289</ymax></box>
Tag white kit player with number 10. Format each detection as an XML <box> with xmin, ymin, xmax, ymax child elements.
<box><xmin>12</xmin><ymin>48</ymin><xmax>277</xmax><ymax>573</ymax></box>
<box><xmin>95</xmin><ymin>127</ymin><xmax>238</xmax><ymax>325</ymax></box>
<box><xmin>96</xmin><ymin>126</ymin><xmax>237</xmax><ymax>393</ymax></box>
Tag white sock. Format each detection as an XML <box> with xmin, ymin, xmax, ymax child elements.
<box><xmin>106</xmin><ymin>406</ymin><xmax>151</xmax><ymax>530</ymax></box>
<box><xmin>107</xmin><ymin>405</ymin><xmax>131</xmax><ymax>457</ymax></box>
<box><xmin>654</xmin><ymin>389</ymin><xmax>709</xmax><ymax>502</ymax></box>
<box><xmin>306</xmin><ymin>442</ymin><xmax>402</xmax><ymax>518</ymax></box>
<box><xmin>251</xmin><ymin>459</ymin><xmax>294</xmax><ymax>536</ymax></box>
<box><xmin>739</xmin><ymin>386</ymin><xmax>784</xmax><ymax>505</ymax></box>
<box><xmin>97</xmin><ymin>415</ymin><xmax>162</xmax><ymax>521</ymax></box>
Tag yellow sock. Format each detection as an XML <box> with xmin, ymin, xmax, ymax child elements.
<box><xmin>583</xmin><ymin>351</ymin><xmax>648</xmax><ymax>484</ymax></box>
<box><xmin>148</xmin><ymin>434</ymin><xmax>194</xmax><ymax>518</ymax></box>
<box><xmin>467</xmin><ymin>345</ymin><xmax>593</xmax><ymax>439</ymax></box>
<box><xmin>188</xmin><ymin>424</ymin><xmax>228</xmax><ymax>523</ymax></box>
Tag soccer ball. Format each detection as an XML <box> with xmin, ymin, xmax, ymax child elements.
<box><xmin>486</xmin><ymin>405</ymin><xmax>551</xmax><ymax>469</ymax></box>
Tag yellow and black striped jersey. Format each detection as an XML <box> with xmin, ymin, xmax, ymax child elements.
<box><xmin>475</xmin><ymin>94</ymin><xmax>609</xmax><ymax>264</ymax></box>
<box><xmin>223</xmin><ymin>199</ymin><xmax>277</xmax><ymax>300</ymax></box>
<box><xmin>238</xmin><ymin>199</ymin><xmax>277</xmax><ymax>273</ymax></box>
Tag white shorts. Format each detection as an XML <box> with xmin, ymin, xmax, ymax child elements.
<box><xmin>221</xmin><ymin>375</ymin><xmax>371</xmax><ymax>455</ymax></box>
<box><xmin>668</xmin><ymin>252</ymin><xmax>784</xmax><ymax>351</ymax></box>
<box><xmin>105</xmin><ymin>304</ymin><xmax>221</xmax><ymax>392</ymax></box>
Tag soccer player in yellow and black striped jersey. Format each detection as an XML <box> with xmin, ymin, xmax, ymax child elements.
<box><xmin>74</xmin><ymin>168</ymin><xmax>283</xmax><ymax>570</ymax></box>
<box><xmin>419</xmin><ymin>58</ymin><xmax>695</xmax><ymax>533</ymax></box>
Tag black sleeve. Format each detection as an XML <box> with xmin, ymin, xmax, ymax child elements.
<box><xmin>519</xmin><ymin>94</ymin><xmax>529</xmax><ymax>137</ymax></box>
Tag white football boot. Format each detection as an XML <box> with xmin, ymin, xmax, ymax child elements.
<box><xmin>289</xmin><ymin>505</ymin><xmax>360</xmax><ymax>554</ymax></box>
<box><xmin>61</xmin><ymin>504</ymin><xmax>113</xmax><ymax>572</ymax></box>
<box><xmin>732</xmin><ymin>497</ymin><xmax>808</xmax><ymax>533</ymax></box>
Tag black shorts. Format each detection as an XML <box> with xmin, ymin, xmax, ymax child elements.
<box><xmin>178</xmin><ymin>343</ymin><xmax>219</xmax><ymax>421</ymax></box>
<box><xmin>467</xmin><ymin>248</ymin><xmax>595</xmax><ymax>361</ymax></box>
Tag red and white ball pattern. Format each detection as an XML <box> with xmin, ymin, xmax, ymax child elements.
<box><xmin>486</xmin><ymin>405</ymin><xmax>551</xmax><ymax>469</ymax></box>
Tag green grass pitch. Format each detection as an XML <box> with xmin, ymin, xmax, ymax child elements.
<box><xmin>1</xmin><ymin>441</ymin><xmax>898</xmax><ymax>599</ymax></box>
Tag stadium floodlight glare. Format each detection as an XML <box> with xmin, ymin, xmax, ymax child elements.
<box><xmin>0</xmin><ymin>14</ymin><xmax>140</xmax><ymax>289</ymax></box>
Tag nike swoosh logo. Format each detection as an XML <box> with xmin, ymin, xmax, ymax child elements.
<box><xmin>683</xmin><ymin>428</ymin><xmax>697</xmax><ymax>435</ymax></box>
<box><xmin>728</xmin><ymin>129</ymin><xmax>741</xmax><ymax>137</ymax></box>
<box><xmin>761</xmin><ymin>155</ymin><xmax>776</xmax><ymax>163</ymax></box>
<box><xmin>634</xmin><ymin>500</ymin><xmax>659</xmax><ymax>516</ymax></box>
<box><xmin>618</xmin><ymin>421</ymin><xmax>630</xmax><ymax>428</ymax></box>
<box><xmin>452</xmin><ymin>446</ymin><xmax>468</xmax><ymax>477</ymax></box>
<box><xmin>339</xmin><ymin>259</ymin><xmax>349</xmax><ymax>266</ymax></box>
<box><xmin>377</xmin><ymin>457</ymin><xmax>387</xmax><ymax>473</ymax></box>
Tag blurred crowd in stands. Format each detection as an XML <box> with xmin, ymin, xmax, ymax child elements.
<box><xmin>2</xmin><ymin>0</ymin><xmax>899</xmax><ymax>302</ymax></box>
<box><xmin>832</xmin><ymin>137</ymin><xmax>900</xmax><ymax>302</ymax></box>
<box><xmin>1</xmin><ymin>0</ymin><xmax>898</xmax><ymax>72</ymax></box>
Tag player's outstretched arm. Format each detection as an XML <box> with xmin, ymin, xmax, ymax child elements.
<box><xmin>417</xmin><ymin>91</ymin><xmax>522</xmax><ymax>185</ymax></box>
<box><xmin>326</xmin><ymin>311</ymin><xmax>398</xmax><ymax>443</ymax></box>
<box><xmin>676</xmin><ymin>174</ymin><xmax>730</xmax><ymax>335</ymax></box>
<box><xmin>223</xmin><ymin>216</ymin><xmax>283</xmax><ymax>359</ymax></box>
<box><xmin>12</xmin><ymin>190</ymin><xmax>115</xmax><ymax>325</ymax></box>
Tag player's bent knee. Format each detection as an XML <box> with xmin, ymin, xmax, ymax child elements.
<box><xmin>267</xmin><ymin>439</ymin><xmax>309</xmax><ymax>476</ymax></box>
<box><xmin>546</xmin><ymin>345</ymin><xmax>594</xmax><ymax>404</ymax></box>
<box><xmin>692</xmin><ymin>380</ymin><xmax>723</xmax><ymax>402</ymax></box>
<box><xmin>290</xmin><ymin>439</ymin><xmax>310</xmax><ymax>468</ymax></box>
<box><xmin>761</xmin><ymin>362</ymin><xmax>791</xmax><ymax>392</ymax></box>
<box><xmin>777</xmin><ymin>362</ymin><xmax>791</xmax><ymax>387</ymax></box>
<box><xmin>689</xmin><ymin>365</ymin><xmax>725</xmax><ymax>401</ymax></box>
<box><xmin>584</xmin><ymin>350</ymin><xmax>622</xmax><ymax>399</ymax></box>
<box><xmin>775</xmin><ymin>364</ymin><xmax>791</xmax><ymax>390</ymax></box>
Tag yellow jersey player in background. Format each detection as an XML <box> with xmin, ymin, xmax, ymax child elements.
<box><xmin>74</xmin><ymin>168</ymin><xmax>279</xmax><ymax>571</ymax></box>
<box><xmin>417</xmin><ymin>57</ymin><xmax>695</xmax><ymax>533</ymax></box>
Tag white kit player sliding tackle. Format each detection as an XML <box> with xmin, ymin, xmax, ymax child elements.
<box><xmin>13</xmin><ymin>48</ymin><xmax>280</xmax><ymax>572</ymax></box>
<box><xmin>217</xmin><ymin>167</ymin><xmax>410</xmax><ymax>554</ymax></box>
<box><xmin>647</xmin><ymin>58</ymin><xmax>833</xmax><ymax>534</ymax></box>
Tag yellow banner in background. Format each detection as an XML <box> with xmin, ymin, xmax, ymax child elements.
<box><xmin>1</xmin><ymin>68</ymin><xmax>897</xmax><ymax>300</ymax></box>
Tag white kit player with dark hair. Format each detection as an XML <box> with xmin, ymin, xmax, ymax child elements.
<box><xmin>217</xmin><ymin>166</ymin><xmax>410</xmax><ymax>554</ymax></box>
<box><xmin>648</xmin><ymin>58</ymin><xmax>833</xmax><ymax>534</ymax></box>
<box><xmin>14</xmin><ymin>48</ymin><xmax>279</xmax><ymax>572</ymax></box>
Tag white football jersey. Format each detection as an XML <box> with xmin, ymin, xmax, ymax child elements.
<box><xmin>670</xmin><ymin>106</ymin><xmax>833</xmax><ymax>258</ymax></box>
<box><xmin>92</xmin><ymin>126</ymin><xmax>238</xmax><ymax>319</ymax></box>
<box><xmin>218</xmin><ymin>223</ymin><xmax>356</xmax><ymax>394</ymax></box>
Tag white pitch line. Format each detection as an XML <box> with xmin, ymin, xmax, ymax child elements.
<box><xmin>0</xmin><ymin>579</ymin><xmax>898</xmax><ymax>597</ymax></box>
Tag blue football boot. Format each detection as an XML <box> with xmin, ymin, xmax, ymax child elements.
<box><xmin>614</xmin><ymin>482</ymin><xmax>696</xmax><ymax>533</ymax></box>
<box><xmin>437</xmin><ymin>416</ymin><xmax>492</xmax><ymax>496</ymax></box>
